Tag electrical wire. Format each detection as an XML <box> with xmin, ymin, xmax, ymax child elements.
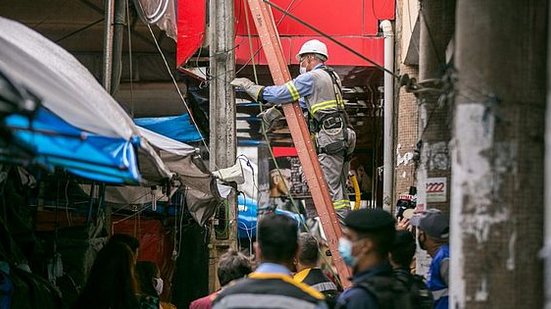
<box><xmin>235</xmin><ymin>0</ymin><xmax>300</xmax><ymax>75</ymax></box>
<box><xmin>144</xmin><ymin>22</ymin><xmax>212</xmax><ymax>160</ymax></box>
<box><xmin>261</xmin><ymin>0</ymin><xmax>400</xmax><ymax>79</ymax></box>
<box><xmin>64</xmin><ymin>179</ymin><xmax>72</xmax><ymax>226</ymax></box>
<box><xmin>126</xmin><ymin>0</ymin><xmax>135</xmax><ymax>118</ymax></box>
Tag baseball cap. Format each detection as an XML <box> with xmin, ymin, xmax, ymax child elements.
<box><xmin>410</xmin><ymin>208</ymin><xmax>449</xmax><ymax>239</ymax></box>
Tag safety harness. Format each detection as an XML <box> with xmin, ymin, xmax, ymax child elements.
<box><xmin>309</xmin><ymin>66</ymin><xmax>352</xmax><ymax>159</ymax></box>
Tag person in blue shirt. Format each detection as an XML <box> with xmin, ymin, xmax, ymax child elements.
<box><xmin>212</xmin><ymin>214</ymin><xmax>327</xmax><ymax>309</ymax></box>
<box><xmin>411</xmin><ymin>209</ymin><xmax>450</xmax><ymax>309</ymax></box>
<box><xmin>231</xmin><ymin>40</ymin><xmax>356</xmax><ymax>220</ymax></box>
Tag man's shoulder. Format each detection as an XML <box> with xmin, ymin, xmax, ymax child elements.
<box><xmin>336</xmin><ymin>286</ymin><xmax>377</xmax><ymax>308</ymax></box>
<box><xmin>190</xmin><ymin>293</ymin><xmax>216</xmax><ymax>309</ymax></box>
<box><xmin>214</xmin><ymin>275</ymin><xmax>327</xmax><ymax>309</ymax></box>
<box><xmin>217</xmin><ymin>274</ymin><xmax>324</xmax><ymax>300</ymax></box>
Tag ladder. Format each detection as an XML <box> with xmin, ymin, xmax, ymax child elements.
<box><xmin>246</xmin><ymin>0</ymin><xmax>352</xmax><ymax>288</ymax></box>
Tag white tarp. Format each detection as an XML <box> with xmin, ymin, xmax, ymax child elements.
<box><xmin>0</xmin><ymin>17</ymin><xmax>172</xmax><ymax>183</ymax></box>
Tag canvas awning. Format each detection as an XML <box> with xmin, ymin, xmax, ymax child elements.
<box><xmin>0</xmin><ymin>17</ymin><xmax>172</xmax><ymax>184</ymax></box>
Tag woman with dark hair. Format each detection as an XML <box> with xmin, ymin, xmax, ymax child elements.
<box><xmin>136</xmin><ymin>261</ymin><xmax>176</xmax><ymax>309</ymax></box>
<box><xmin>72</xmin><ymin>242</ymin><xmax>159</xmax><ymax>309</ymax></box>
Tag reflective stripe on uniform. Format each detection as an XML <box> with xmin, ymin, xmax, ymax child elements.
<box><xmin>285</xmin><ymin>81</ymin><xmax>300</xmax><ymax>101</ymax></box>
<box><xmin>311</xmin><ymin>282</ymin><xmax>337</xmax><ymax>293</ymax></box>
<box><xmin>293</xmin><ymin>268</ymin><xmax>311</xmax><ymax>283</ymax></box>
<box><xmin>248</xmin><ymin>272</ymin><xmax>324</xmax><ymax>300</ymax></box>
<box><xmin>333</xmin><ymin>199</ymin><xmax>350</xmax><ymax>209</ymax></box>
<box><xmin>215</xmin><ymin>293</ymin><xmax>319</xmax><ymax>309</ymax></box>
<box><xmin>432</xmin><ymin>288</ymin><xmax>448</xmax><ymax>300</ymax></box>
<box><xmin>310</xmin><ymin>100</ymin><xmax>338</xmax><ymax>115</ymax></box>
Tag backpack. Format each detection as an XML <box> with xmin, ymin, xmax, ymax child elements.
<box><xmin>356</xmin><ymin>275</ymin><xmax>412</xmax><ymax>309</ymax></box>
<box><xmin>394</xmin><ymin>269</ymin><xmax>433</xmax><ymax>309</ymax></box>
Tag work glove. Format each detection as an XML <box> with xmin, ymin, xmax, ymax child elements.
<box><xmin>257</xmin><ymin>106</ymin><xmax>284</xmax><ymax>131</ymax></box>
<box><xmin>231</xmin><ymin>78</ymin><xmax>265</xmax><ymax>102</ymax></box>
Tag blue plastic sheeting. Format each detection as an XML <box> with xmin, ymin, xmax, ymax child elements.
<box><xmin>134</xmin><ymin>114</ymin><xmax>202</xmax><ymax>143</ymax></box>
<box><xmin>3</xmin><ymin>107</ymin><xmax>141</xmax><ymax>184</ymax></box>
<box><xmin>238</xmin><ymin>195</ymin><xmax>258</xmax><ymax>239</ymax></box>
<box><xmin>237</xmin><ymin>195</ymin><xmax>305</xmax><ymax>239</ymax></box>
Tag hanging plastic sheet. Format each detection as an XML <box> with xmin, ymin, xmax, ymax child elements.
<box><xmin>0</xmin><ymin>17</ymin><xmax>172</xmax><ymax>184</ymax></box>
<box><xmin>135</xmin><ymin>114</ymin><xmax>202</xmax><ymax>143</ymax></box>
<box><xmin>4</xmin><ymin>107</ymin><xmax>141</xmax><ymax>184</ymax></box>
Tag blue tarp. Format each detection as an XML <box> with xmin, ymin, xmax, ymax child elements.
<box><xmin>3</xmin><ymin>107</ymin><xmax>141</xmax><ymax>184</ymax></box>
<box><xmin>237</xmin><ymin>195</ymin><xmax>305</xmax><ymax>239</ymax></box>
<box><xmin>135</xmin><ymin>114</ymin><xmax>202</xmax><ymax>143</ymax></box>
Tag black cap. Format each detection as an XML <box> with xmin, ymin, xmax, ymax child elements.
<box><xmin>343</xmin><ymin>208</ymin><xmax>395</xmax><ymax>232</ymax></box>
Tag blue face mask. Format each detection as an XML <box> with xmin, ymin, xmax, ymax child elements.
<box><xmin>338</xmin><ymin>237</ymin><xmax>357</xmax><ymax>267</ymax></box>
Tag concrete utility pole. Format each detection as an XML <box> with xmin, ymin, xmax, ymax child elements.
<box><xmin>451</xmin><ymin>1</ymin><xmax>547</xmax><ymax>308</ymax></box>
<box><xmin>208</xmin><ymin>0</ymin><xmax>237</xmax><ymax>292</ymax></box>
<box><xmin>416</xmin><ymin>0</ymin><xmax>455</xmax><ymax>213</ymax></box>
<box><xmin>546</xmin><ymin>3</ymin><xmax>551</xmax><ymax>307</ymax></box>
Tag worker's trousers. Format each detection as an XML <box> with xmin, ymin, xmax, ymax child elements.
<box><xmin>316</xmin><ymin>126</ymin><xmax>356</xmax><ymax>220</ymax></box>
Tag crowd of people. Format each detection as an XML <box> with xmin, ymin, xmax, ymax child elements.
<box><xmin>194</xmin><ymin>209</ymin><xmax>449</xmax><ymax>309</ymax></box>
<box><xmin>71</xmin><ymin>208</ymin><xmax>448</xmax><ymax>309</ymax></box>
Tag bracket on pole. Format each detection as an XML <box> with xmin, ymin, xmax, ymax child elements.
<box><xmin>246</xmin><ymin>0</ymin><xmax>352</xmax><ymax>288</ymax></box>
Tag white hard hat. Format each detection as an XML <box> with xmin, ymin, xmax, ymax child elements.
<box><xmin>296</xmin><ymin>39</ymin><xmax>328</xmax><ymax>61</ymax></box>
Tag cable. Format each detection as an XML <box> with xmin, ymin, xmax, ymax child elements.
<box><xmin>235</xmin><ymin>0</ymin><xmax>300</xmax><ymax>74</ymax></box>
<box><xmin>55</xmin><ymin>18</ymin><xmax>104</xmax><ymax>43</ymax></box>
<box><xmin>64</xmin><ymin>179</ymin><xmax>72</xmax><ymax>226</ymax></box>
<box><xmin>261</xmin><ymin>0</ymin><xmax>400</xmax><ymax>79</ymax></box>
<box><xmin>126</xmin><ymin>0</ymin><xmax>135</xmax><ymax>118</ymax></box>
<box><xmin>144</xmin><ymin>22</ymin><xmax>212</xmax><ymax>159</ymax></box>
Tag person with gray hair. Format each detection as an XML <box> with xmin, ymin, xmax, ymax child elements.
<box><xmin>190</xmin><ymin>249</ymin><xmax>252</xmax><ymax>309</ymax></box>
<box><xmin>294</xmin><ymin>233</ymin><xmax>339</xmax><ymax>308</ymax></box>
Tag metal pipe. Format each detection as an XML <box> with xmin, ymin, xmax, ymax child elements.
<box><xmin>102</xmin><ymin>0</ymin><xmax>115</xmax><ymax>92</ymax></box>
<box><xmin>381</xmin><ymin>20</ymin><xmax>394</xmax><ymax>212</ymax></box>
<box><xmin>545</xmin><ymin>3</ymin><xmax>551</xmax><ymax>306</ymax></box>
<box><xmin>110</xmin><ymin>0</ymin><xmax>127</xmax><ymax>94</ymax></box>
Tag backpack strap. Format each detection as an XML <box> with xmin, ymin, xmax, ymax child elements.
<box><xmin>355</xmin><ymin>276</ymin><xmax>412</xmax><ymax>309</ymax></box>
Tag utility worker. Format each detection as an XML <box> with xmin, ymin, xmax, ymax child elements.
<box><xmin>231</xmin><ymin>39</ymin><xmax>356</xmax><ymax>219</ymax></box>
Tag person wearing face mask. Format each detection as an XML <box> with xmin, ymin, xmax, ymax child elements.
<box><xmin>410</xmin><ymin>209</ymin><xmax>449</xmax><ymax>309</ymax></box>
<box><xmin>335</xmin><ymin>208</ymin><xmax>412</xmax><ymax>309</ymax></box>
<box><xmin>231</xmin><ymin>39</ymin><xmax>356</xmax><ymax>220</ymax></box>
<box><xmin>135</xmin><ymin>261</ymin><xmax>176</xmax><ymax>309</ymax></box>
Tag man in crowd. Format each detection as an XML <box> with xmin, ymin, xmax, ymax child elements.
<box><xmin>411</xmin><ymin>209</ymin><xmax>449</xmax><ymax>309</ymax></box>
<box><xmin>213</xmin><ymin>214</ymin><xmax>327</xmax><ymax>309</ymax></box>
<box><xmin>294</xmin><ymin>233</ymin><xmax>339</xmax><ymax>308</ymax></box>
<box><xmin>389</xmin><ymin>231</ymin><xmax>433</xmax><ymax>309</ymax></box>
<box><xmin>335</xmin><ymin>208</ymin><xmax>410</xmax><ymax>308</ymax></box>
<box><xmin>190</xmin><ymin>249</ymin><xmax>253</xmax><ymax>309</ymax></box>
